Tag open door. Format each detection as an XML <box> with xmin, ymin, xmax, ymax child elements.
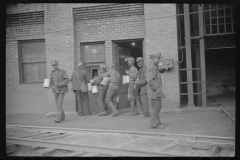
<box><xmin>115</xmin><ymin>44</ymin><xmax>131</xmax><ymax>109</ymax></box>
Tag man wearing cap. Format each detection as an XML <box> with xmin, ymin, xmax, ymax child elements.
<box><xmin>125</xmin><ymin>57</ymin><xmax>139</xmax><ymax>116</ymax></box>
<box><xmin>70</xmin><ymin>62</ymin><xmax>91</xmax><ymax>116</ymax></box>
<box><xmin>101</xmin><ymin>63</ymin><xmax>120</xmax><ymax>117</ymax></box>
<box><xmin>50</xmin><ymin>60</ymin><xmax>69</xmax><ymax>123</ymax></box>
<box><xmin>91</xmin><ymin>64</ymin><xmax>108</xmax><ymax>116</ymax></box>
<box><xmin>135</xmin><ymin>57</ymin><xmax>150</xmax><ymax>118</ymax></box>
<box><xmin>147</xmin><ymin>52</ymin><xmax>168</xmax><ymax>129</ymax></box>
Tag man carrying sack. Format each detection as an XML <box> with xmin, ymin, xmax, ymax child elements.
<box><xmin>101</xmin><ymin>63</ymin><xmax>120</xmax><ymax>117</ymax></box>
<box><xmin>70</xmin><ymin>62</ymin><xmax>91</xmax><ymax>116</ymax></box>
<box><xmin>147</xmin><ymin>52</ymin><xmax>168</xmax><ymax>129</ymax></box>
<box><xmin>124</xmin><ymin>57</ymin><xmax>139</xmax><ymax>116</ymax></box>
<box><xmin>91</xmin><ymin>64</ymin><xmax>108</xmax><ymax>116</ymax></box>
<box><xmin>50</xmin><ymin>60</ymin><xmax>69</xmax><ymax>123</ymax></box>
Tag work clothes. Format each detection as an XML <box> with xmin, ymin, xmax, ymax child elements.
<box><xmin>70</xmin><ymin>68</ymin><xmax>91</xmax><ymax>115</ymax></box>
<box><xmin>150</xmin><ymin>99</ymin><xmax>162</xmax><ymax>128</ymax></box>
<box><xmin>50</xmin><ymin>68</ymin><xmax>69</xmax><ymax>122</ymax></box>
<box><xmin>136</xmin><ymin>64</ymin><xmax>149</xmax><ymax>117</ymax></box>
<box><xmin>93</xmin><ymin>69</ymin><xmax>108</xmax><ymax>113</ymax></box>
<box><xmin>102</xmin><ymin>68</ymin><xmax>120</xmax><ymax>116</ymax></box>
<box><xmin>147</xmin><ymin>61</ymin><xmax>165</xmax><ymax>99</ymax></box>
<box><xmin>50</xmin><ymin>68</ymin><xmax>69</xmax><ymax>93</ymax></box>
<box><xmin>147</xmin><ymin>60</ymin><xmax>165</xmax><ymax>128</ymax></box>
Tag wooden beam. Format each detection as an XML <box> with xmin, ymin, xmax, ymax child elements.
<box><xmin>198</xmin><ymin>4</ymin><xmax>207</xmax><ymax>107</ymax></box>
<box><xmin>183</xmin><ymin>4</ymin><xmax>195</xmax><ymax>107</ymax></box>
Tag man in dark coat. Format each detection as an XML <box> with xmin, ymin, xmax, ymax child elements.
<box><xmin>50</xmin><ymin>60</ymin><xmax>69</xmax><ymax>123</ymax></box>
<box><xmin>70</xmin><ymin>62</ymin><xmax>91</xmax><ymax>116</ymax></box>
<box><xmin>147</xmin><ymin>52</ymin><xmax>168</xmax><ymax>129</ymax></box>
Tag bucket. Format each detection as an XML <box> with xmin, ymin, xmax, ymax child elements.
<box><xmin>101</xmin><ymin>77</ymin><xmax>110</xmax><ymax>86</ymax></box>
<box><xmin>92</xmin><ymin>86</ymin><xmax>98</xmax><ymax>94</ymax></box>
<box><xmin>122</xmin><ymin>75</ymin><xmax>129</xmax><ymax>84</ymax></box>
<box><xmin>88</xmin><ymin>83</ymin><xmax>92</xmax><ymax>91</ymax></box>
<box><xmin>43</xmin><ymin>79</ymin><xmax>50</xmax><ymax>88</ymax></box>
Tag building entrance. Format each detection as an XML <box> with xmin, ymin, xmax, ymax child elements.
<box><xmin>113</xmin><ymin>39</ymin><xmax>143</xmax><ymax>109</ymax></box>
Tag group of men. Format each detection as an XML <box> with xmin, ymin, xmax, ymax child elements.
<box><xmin>49</xmin><ymin>52</ymin><xmax>167</xmax><ymax>129</ymax></box>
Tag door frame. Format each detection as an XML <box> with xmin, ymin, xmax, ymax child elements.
<box><xmin>112</xmin><ymin>38</ymin><xmax>144</xmax><ymax>69</ymax></box>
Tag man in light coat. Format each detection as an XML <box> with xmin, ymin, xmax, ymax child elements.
<box><xmin>70</xmin><ymin>62</ymin><xmax>91</xmax><ymax>116</ymax></box>
<box><xmin>50</xmin><ymin>60</ymin><xmax>69</xmax><ymax>123</ymax></box>
<box><xmin>91</xmin><ymin>64</ymin><xmax>108</xmax><ymax>116</ymax></box>
<box><xmin>101</xmin><ymin>63</ymin><xmax>120</xmax><ymax>117</ymax></box>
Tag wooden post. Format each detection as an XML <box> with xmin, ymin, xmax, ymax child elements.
<box><xmin>183</xmin><ymin>4</ymin><xmax>195</xmax><ymax>107</ymax></box>
<box><xmin>198</xmin><ymin>4</ymin><xmax>207</xmax><ymax>107</ymax></box>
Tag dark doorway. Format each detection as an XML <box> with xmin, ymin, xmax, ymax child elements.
<box><xmin>205</xmin><ymin>48</ymin><xmax>236</xmax><ymax>107</ymax></box>
<box><xmin>113</xmin><ymin>39</ymin><xmax>143</xmax><ymax>109</ymax></box>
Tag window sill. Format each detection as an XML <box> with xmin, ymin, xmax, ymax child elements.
<box><xmin>21</xmin><ymin>81</ymin><xmax>44</xmax><ymax>84</ymax></box>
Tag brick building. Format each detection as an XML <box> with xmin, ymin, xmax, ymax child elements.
<box><xmin>6</xmin><ymin>3</ymin><xmax>235</xmax><ymax>114</ymax></box>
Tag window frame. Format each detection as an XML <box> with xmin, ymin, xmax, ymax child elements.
<box><xmin>18</xmin><ymin>39</ymin><xmax>46</xmax><ymax>84</ymax></box>
<box><xmin>80</xmin><ymin>41</ymin><xmax>105</xmax><ymax>64</ymax></box>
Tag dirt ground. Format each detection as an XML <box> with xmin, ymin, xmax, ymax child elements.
<box><xmin>6</xmin><ymin>105</ymin><xmax>235</xmax><ymax>138</ymax></box>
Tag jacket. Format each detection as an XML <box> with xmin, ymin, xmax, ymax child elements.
<box><xmin>128</xmin><ymin>65</ymin><xmax>138</xmax><ymax>82</ymax></box>
<box><xmin>50</xmin><ymin>68</ymin><xmax>69</xmax><ymax>93</ymax></box>
<box><xmin>93</xmin><ymin>69</ymin><xmax>108</xmax><ymax>89</ymax></box>
<box><xmin>101</xmin><ymin>68</ymin><xmax>120</xmax><ymax>86</ymax></box>
<box><xmin>147</xmin><ymin>60</ymin><xmax>165</xmax><ymax>99</ymax></box>
<box><xmin>70</xmin><ymin>68</ymin><xmax>90</xmax><ymax>92</ymax></box>
<box><xmin>137</xmin><ymin>64</ymin><xmax>147</xmax><ymax>94</ymax></box>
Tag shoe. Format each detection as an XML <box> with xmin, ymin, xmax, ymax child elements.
<box><xmin>100</xmin><ymin>111</ymin><xmax>107</xmax><ymax>116</ymax></box>
<box><xmin>54</xmin><ymin>120</ymin><xmax>61</xmax><ymax>123</ymax></box>
<box><xmin>159</xmin><ymin>124</ymin><xmax>165</xmax><ymax>129</ymax></box>
<box><xmin>61</xmin><ymin>119</ymin><xmax>65</xmax><ymax>121</ymax></box>
<box><xmin>110</xmin><ymin>111</ymin><xmax>118</xmax><ymax>117</ymax></box>
<box><xmin>97</xmin><ymin>112</ymin><xmax>104</xmax><ymax>116</ymax></box>
<box><xmin>125</xmin><ymin>112</ymin><xmax>134</xmax><ymax>116</ymax></box>
<box><xmin>139</xmin><ymin>114</ymin><xmax>145</xmax><ymax>118</ymax></box>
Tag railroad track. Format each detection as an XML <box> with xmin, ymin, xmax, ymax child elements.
<box><xmin>6</xmin><ymin>125</ymin><xmax>235</xmax><ymax>157</ymax></box>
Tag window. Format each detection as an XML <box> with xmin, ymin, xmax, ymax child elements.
<box><xmin>204</xmin><ymin>4</ymin><xmax>235</xmax><ymax>35</ymax></box>
<box><xmin>19</xmin><ymin>40</ymin><xmax>46</xmax><ymax>83</ymax></box>
<box><xmin>81</xmin><ymin>42</ymin><xmax>105</xmax><ymax>63</ymax></box>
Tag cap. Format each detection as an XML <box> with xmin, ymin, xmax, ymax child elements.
<box><xmin>51</xmin><ymin>60</ymin><xmax>58</xmax><ymax>65</ymax></box>
<box><xmin>150</xmin><ymin>52</ymin><xmax>163</xmax><ymax>59</ymax></box>
<box><xmin>99</xmin><ymin>64</ymin><xmax>106</xmax><ymax>69</ymax></box>
<box><xmin>108</xmin><ymin>63</ymin><xmax>115</xmax><ymax>69</ymax></box>
<box><xmin>125</xmin><ymin>57</ymin><xmax>135</xmax><ymax>63</ymax></box>
<box><xmin>78</xmin><ymin>62</ymin><xmax>85</xmax><ymax>67</ymax></box>
<box><xmin>136</xmin><ymin>57</ymin><xmax>144</xmax><ymax>62</ymax></box>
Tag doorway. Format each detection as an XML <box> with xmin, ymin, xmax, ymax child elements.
<box><xmin>113</xmin><ymin>39</ymin><xmax>143</xmax><ymax>109</ymax></box>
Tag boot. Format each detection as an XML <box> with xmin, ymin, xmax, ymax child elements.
<box><xmin>109</xmin><ymin>103</ymin><xmax>118</xmax><ymax>117</ymax></box>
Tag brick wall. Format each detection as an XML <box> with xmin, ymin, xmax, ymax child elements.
<box><xmin>6</xmin><ymin>4</ymin><xmax>47</xmax><ymax>114</ymax></box>
<box><xmin>73</xmin><ymin>3</ymin><xmax>145</xmax><ymax>67</ymax></box>
<box><xmin>144</xmin><ymin>4</ymin><xmax>180</xmax><ymax>111</ymax></box>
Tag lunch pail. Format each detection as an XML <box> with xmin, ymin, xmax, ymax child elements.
<box><xmin>101</xmin><ymin>77</ymin><xmax>110</xmax><ymax>86</ymax></box>
<box><xmin>43</xmin><ymin>79</ymin><xmax>50</xmax><ymax>88</ymax></box>
<box><xmin>88</xmin><ymin>83</ymin><xmax>92</xmax><ymax>91</ymax></box>
<box><xmin>122</xmin><ymin>75</ymin><xmax>130</xmax><ymax>84</ymax></box>
<box><xmin>92</xmin><ymin>86</ymin><xmax>98</xmax><ymax>93</ymax></box>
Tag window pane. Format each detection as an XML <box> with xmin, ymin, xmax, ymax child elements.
<box><xmin>32</xmin><ymin>63</ymin><xmax>39</xmax><ymax>81</ymax></box>
<box><xmin>39</xmin><ymin>70</ymin><xmax>46</xmax><ymax>81</ymax></box>
<box><xmin>218</xmin><ymin>17</ymin><xmax>224</xmax><ymax>24</ymax></box>
<box><xmin>91</xmin><ymin>45</ymin><xmax>98</xmax><ymax>60</ymax></box>
<box><xmin>212</xmin><ymin>25</ymin><xmax>217</xmax><ymax>34</ymax></box>
<box><xmin>225</xmin><ymin>8</ymin><xmax>231</xmax><ymax>16</ymax></box>
<box><xmin>97</xmin><ymin>44</ymin><xmax>104</xmax><ymax>61</ymax></box>
<box><xmin>31</xmin><ymin>52</ymin><xmax>38</xmax><ymax>62</ymax></box>
<box><xmin>219</xmin><ymin>24</ymin><xmax>225</xmax><ymax>33</ymax></box>
<box><xmin>226</xmin><ymin>17</ymin><xmax>231</xmax><ymax>23</ymax></box>
<box><xmin>211</xmin><ymin>18</ymin><xmax>217</xmax><ymax>24</ymax></box>
<box><xmin>23</xmin><ymin>63</ymin><xmax>32</xmax><ymax>82</ymax></box>
<box><xmin>39</xmin><ymin>62</ymin><xmax>46</xmax><ymax>71</ymax></box>
<box><xmin>22</xmin><ymin>52</ymin><xmax>31</xmax><ymax>63</ymax></box>
<box><xmin>82</xmin><ymin>43</ymin><xmax>105</xmax><ymax>63</ymax></box>
<box><xmin>22</xmin><ymin>41</ymin><xmax>45</xmax><ymax>63</ymax></box>
<box><xmin>37</xmin><ymin>51</ymin><xmax>45</xmax><ymax>62</ymax></box>
<box><xmin>226</xmin><ymin>24</ymin><xmax>232</xmax><ymax>32</ymax></box>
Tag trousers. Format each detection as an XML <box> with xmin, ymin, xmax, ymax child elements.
<box><xmin>150</xmin><ymin>99</ymin><xmax>162</xmax><ymax>128</ymax></box>
<box><xmin>105</xmin><ymin>84</ymin><xmax>118</xmax><ymax>113</ymax></box>
<box><xmin>75</xmin><ymin>90</ymin><xmax>90</xmax><ymax>115</ymax></box>
<box><xmin>97</xmin><ymin>86</ymin><xmax>108</xmax><ymax>112</ymax></box>
<box><xmin>136</xmin><ymin>93</ymin><xmax>149</xmax><ymax>116</ymax></box>
<box><xmin>54</xmin><ymin>93</ymin><xmax>65</xmax><ymax>121</ymax></box>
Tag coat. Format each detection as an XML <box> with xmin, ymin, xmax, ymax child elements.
<box><xmin>146</xmin><ymin>60</ymin><xmax>165</xmax><ymax>99</ymax></box>
<box><xmin>50</xmin><ymin>68</ymin><xmax>69</xmax><ymax>93</ymax></box>
<box><xmin>101</xmin><ymin>68</ymin><xmax>120</xmax><ymax>86</ymax></box>
<box><xmin>137</xmin><ymin>64</ymin><xmax>147</xmax><ymax>94</ymax></box>
<box><xmin>70</xmin><ymin>68</ymin><xmax>90</xmax><ymax>92</ymax></box>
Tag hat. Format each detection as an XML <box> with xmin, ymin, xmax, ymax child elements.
<box><xmin>51</xmin><ymin>60</ymin><xmax>58</xmax><ymax>65</ymax></box>
<box><xmin>125</xmin><ymin>57</ymin><xmax>135</xmax><ymax>63</ymax></box>
<box><xmin>108</xmin><ymin>63</ymin><xmax>115</xmax><ymax>69</ymax></box>
<box><xmin>136</xmin><ymin>57</ymin><xmax>144</xmax><ymax>62</ymax></box>
<box><xmin>78</xmin><ymin>62</ymin><xmax>85</xmax><ymax>67</ymax></box>
<box><xmin>150</xmin><ymin>52</ymin><xmax>163</xmax><ymax>59</ymax></box>
<box><xmin>99</xmin><ymin>64</ymin><xmax>106</xmax><ymax>69</ymax></box>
